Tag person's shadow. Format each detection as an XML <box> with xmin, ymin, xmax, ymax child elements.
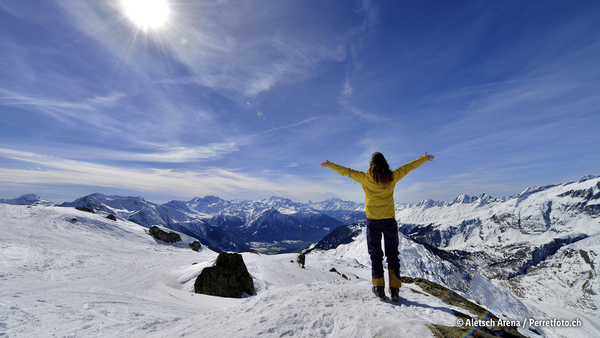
<box><xmin>392</xmin><ymin>296</ymin><xmax>458</xmax><ymax>318</ymax></box>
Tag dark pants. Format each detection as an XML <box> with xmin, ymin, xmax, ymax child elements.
<box><xmin>366</xmin><ymin>218</ymin><xmax>400</xmax><ymax>279</ymax></box>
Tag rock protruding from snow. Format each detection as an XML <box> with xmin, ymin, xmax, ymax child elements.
<box><xmin>149</xmin><ymin>225</ymin><xmax>182</xmax><ymax>244</ymax></box>
<box><xmin>189</xmin><ymin>241</ymin><xmax>201</xmax><ymax>252</ymax></box>
<box><xmin>194</xmin><ymin>252</ymin><xmax>254</xmax><ymax>298</ymax></box>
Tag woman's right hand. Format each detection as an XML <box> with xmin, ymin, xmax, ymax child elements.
<box><xmin>425</xmin><ymin>152</ymin><xmax>434</xmax><ymax>161</ymax></box>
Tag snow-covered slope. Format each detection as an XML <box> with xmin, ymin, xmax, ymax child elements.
<box><xmin>5</xmin><ymin>203</ymin><xmax>586</xmax><ymax>338</ymax></box>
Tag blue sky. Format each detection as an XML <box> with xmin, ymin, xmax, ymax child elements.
<box><xmin>1</xmin><ymin>0</ymin><xmax>599</xmax><ymax>204</ymax></box>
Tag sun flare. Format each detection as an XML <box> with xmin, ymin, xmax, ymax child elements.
<box><xmin>122</xmin><ymin>0</ymin><xmax>170</xmax><ymax>29</ymax></box>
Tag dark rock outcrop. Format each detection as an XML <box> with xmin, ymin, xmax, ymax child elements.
<box><xmin>148</xmin><ymin>225</ymin><xmax>182</xmax><ymax>244</ymax></box>
<box><xmin>194</xmin><ymin>252</ymin><xmax>254</xmax><ymax>298</ymax></box>
<box><xmin>399</xmin><ymin>277</ymin><xmax>527</xmax><ymax>338</ymax></box>
<box><xmin>76</xmin><ymin>207</ymin><xmax>96</xmax><ymax>213</ymax></box>
<box><xmin>106</xmin><ymin>214</ymin><xmax>117</xmax><ymax>221</ymax></box>
<box><xmin>189</xmin><ymin>241</ymin><xmax>201</xmax><ymax>252</ymax></box>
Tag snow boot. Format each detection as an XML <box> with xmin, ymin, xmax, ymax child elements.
<box><xmin>390</xmin><ymin>287</ymin><xmax>400</xmax><ymax>302</ymax></box>
<box><xmin>372</xmin><ymin>286</ymin><xmax>385</xmax><ymax>300</ymax></box>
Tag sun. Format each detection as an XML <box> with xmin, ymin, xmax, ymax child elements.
<box><xmin>122</xmin><ymin>0</ymin><xmax>170</xmax><ymax>29</ymax></box>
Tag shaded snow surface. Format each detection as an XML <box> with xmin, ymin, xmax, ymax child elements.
<box><xmin>0</xmin><ymin>204</ymin><xmax>595</xmax><ymax>337</ymax></box>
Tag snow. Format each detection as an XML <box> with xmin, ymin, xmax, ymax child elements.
<box><xmin>0</xmin><ymin>205</ymin><xmax>513</xmax><ymax>337</ymax></box>
<box><xmin>519</xmin><ymin>300</ymin><xmax>600</xmax><ymax>338</ymax></box>
<box><xmin>2</xmin><ymin>201</ymin><xmax>598</xmax><ymax>337</ymax></box>
<box><xmin>496</xmin><ymin>233</ymin><xmax>600</xmax><ymax>317</ymax></box>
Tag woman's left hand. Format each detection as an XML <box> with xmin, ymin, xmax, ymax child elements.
<box><xmin>320</xmin><ymin>160</ymin><xmax>330</xmax><ymax>167</ymax></box>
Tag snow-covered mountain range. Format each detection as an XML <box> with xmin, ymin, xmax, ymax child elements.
<box><xmin>392</xmin><ymin>175</ymin><xmax>600</xmax><ymax>315</ymax></box>
<box><xmin>2</xmin><ymin>174</ymin><xmax>598</xmax><ymax>336</ymax></box>
<box><xmin>2</xmin><ymin>192</ymin><xmax>598</xmax><ymax>337</ymax></box>
<box><xmin>55</xmin><ymin>193</ymin><xmax>344</xmax><ymax>254</ymax></box>
<box><xmin>308</xmin><ymin>197</ymin><xmax>366</xmax><ymax>224</ymax></box>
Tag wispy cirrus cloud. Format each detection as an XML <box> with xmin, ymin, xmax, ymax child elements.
<box><xmin>0</xmin><ymin>87</ymin><xmax>136</xmax><ymax>140</ymax></box>
<box><xmin>0</xmin><ymin>89</ymin><xmax>128</xmax><ymax>123</ymax></box>
<box><xmin>86</xmin><ymin>92</ymin><xmax>127</xmax><ymax>108</ymax></box>
<box><xmin>249</xmin><ymin>117</ymin><xmax>322</xmax><ymax>138</ymax></box>
<box><xmin>0</xmin><ymin>88</ymin><xmax>94</xmax><ymax>113</ymax></box>
<box><xmin>119</xmin><ymin>143</ymin><xmax>239</xmax><ymax>163</ymax></box>
<box><xmin>0</xmin><ymin>140</ymin><xmax>238</xmax><ymax>165</ymax></box>
<box><xmin>0</xmin><ymin>147</ymin><xmax>329</xmax><ymax>202</ymax></box>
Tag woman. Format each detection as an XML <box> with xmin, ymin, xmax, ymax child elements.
<box><xmin>320</xmin><ymin>152</ymin><xmax>434</xmax><ymax>301</ymax></box>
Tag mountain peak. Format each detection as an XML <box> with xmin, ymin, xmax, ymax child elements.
<box><xmin>188</xmin><ymin>195</ymin><xmax>226</xmax><ymax>204</ymax></box>
<box><xmin>0</xmin><ymin>194</ymin><xmax>53</xmax><ymax>206</ymax></box>
<box><xmin>186</xmin><ymin>195</ymin><xmax>232</xmax><ymax>214</ymax></box>
<box><xmin>579</xmin><ymin>174</ymin><xmax>598</xmax><ymax>182</ymax></box>
<box><xmin>20</xmin><ymin>193</ymin><xmax>40</xmax><ymax>200</ymax></box>
<box><xmin>89</xmin><ymin>193</ymin><xmax>147</xmax><ymax>202</ymax></box>
<box><xmin>451</xmin><ymin>194</ymin><xmax>474</xmax><ymax>204</ymax></box>
<box><xmin>265</xmin><ymin>196</ymin><xmax>293</xmax><ymax>203</ymax></box>
<box><xmin>414</xmin><ymin>199</ymin><xmax>444</xmax><ymax>208</ymax></box>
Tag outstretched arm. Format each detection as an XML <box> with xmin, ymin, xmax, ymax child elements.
<box><xmin>320</xmin><ymin>160</ymin><xmax>366</xmax><ymax>183</ymax></box>
<box><xmin>393</xmin><ymin>153</ymin><xmax>433</xmax><ymax>181</ymax></box>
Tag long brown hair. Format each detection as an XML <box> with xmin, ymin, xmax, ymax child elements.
<box><xmin>369</xmin><ymin>152</ymin><xmax>394</xmax><ymax>188</ymax></box>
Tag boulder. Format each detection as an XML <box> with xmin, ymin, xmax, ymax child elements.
<box><xmin>76</xmin><ymin>207</ymin><xmax>95</xmax><ymax>213</ymax></box>
<box><xmin>194</xmin><ymin>252</ymin><xmax>254</xmax><ymax>298</ymax></box>
<box><xmin>189</xmin><ymin>241</ymin><xmax>201</xmax><ymax>252</ymax></box>
<box><xmin>148</xmin><ymin>225</ymin><xmax>181</xmax><ymax>244</ymax></box>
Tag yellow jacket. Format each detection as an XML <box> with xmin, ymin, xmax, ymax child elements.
<box><xmin>326</xmin><ymin>155</ymin><xmax>429</xmax><ymax>220</ymax></box>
